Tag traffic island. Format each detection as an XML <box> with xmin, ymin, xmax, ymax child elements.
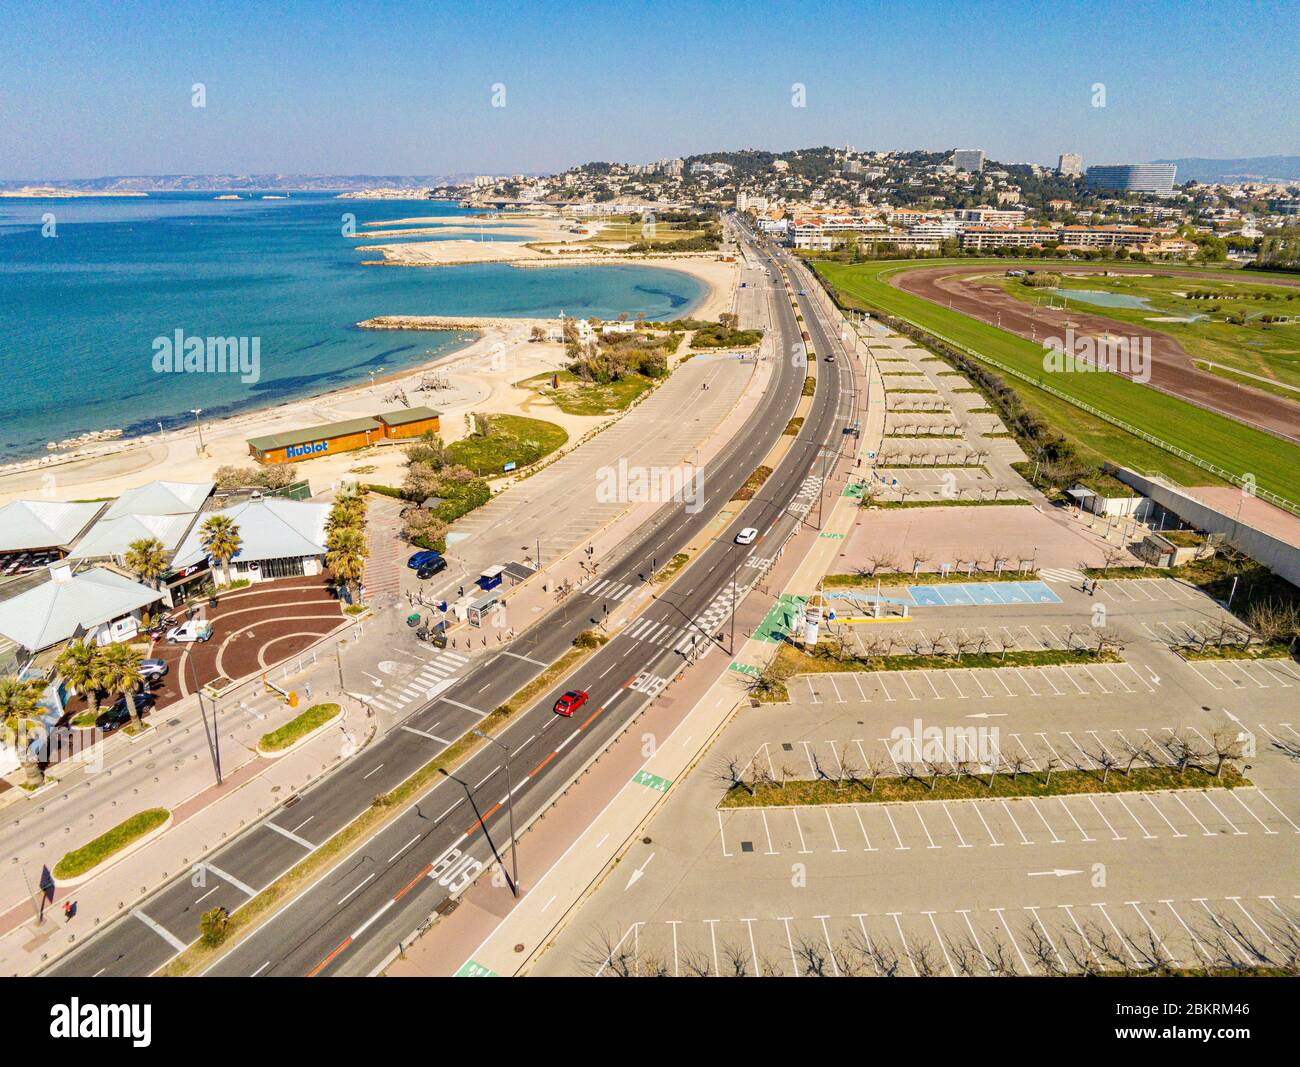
<box><xmin>257</xmin><ymin>703</ymin><xmax>342</xmax><ymax>756</ymax></box>
<box><xmin>720</xmin><ymin>766</ymin><xmax>1249</xmax><ymax>808</ymax></box>
<box><xmin>53</xmin><ymin>808</ymin><xmax>172</xmax><ymax>884</ymax></box>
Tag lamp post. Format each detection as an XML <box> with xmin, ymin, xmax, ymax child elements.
<box><xmin>191</xmin><ymin>408</ymin><xmax>205</xmax><ymax>455</ymax></box>
<box><xmin>188</xmin><ymin>654</ymin><xmax>221</xmax><ymax>784</ymax></box>
<box><xmin>472</xmin><ymin>730</ymin><xmax>518</xmax><ymax>897</ymax></box>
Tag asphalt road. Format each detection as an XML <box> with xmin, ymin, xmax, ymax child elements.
<box><xmin>46</xmin><ymin>223</ymin><xmax>854</xmax><ymax>978</ymax></box>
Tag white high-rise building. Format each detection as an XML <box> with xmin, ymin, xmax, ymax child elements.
<box><xmin>951</xmin><ymin>149</ymin><xmax>985</xmax><ymax>173</ymax></box>
<box><xmin>1058</xmin><ymin>152</ymin><xmax>1084</xmax><ymax>177</ymax></box>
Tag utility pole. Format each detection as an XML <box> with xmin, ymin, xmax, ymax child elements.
<box><xmin>189</xmin><ymin>655</ymin><xmax>222</xmax><ymax>784</ymax></box>
<box><xmin>473</xmin><ymin>731</ymin><xmax>518</xmax><ymax>896</ymax></box>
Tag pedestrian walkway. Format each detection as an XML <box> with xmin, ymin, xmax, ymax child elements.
<box><xmin>361</xmin><ymin>648</ymin><xmax>470</xmax><ymax>714</ymax></box>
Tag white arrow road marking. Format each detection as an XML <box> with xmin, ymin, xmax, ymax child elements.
<box><xmin>1029</xmin><ymin>868</ymin><xmax>1083</xmax><ymax>878</ymax></box>
<box><xmin>626</xmin><ymin>852</ymin><xmax>656</xmax><ymax>890</ymax></box>
<box><xmin>966</xmin><ymin>712</ymin><xmax>1008</xmax><ymax>719</ymax></box>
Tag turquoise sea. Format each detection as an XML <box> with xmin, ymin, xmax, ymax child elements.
<box><xmin>0</xmin><ymin>193</ymin><xmax>705</xmax><ymax>460</ymax></box>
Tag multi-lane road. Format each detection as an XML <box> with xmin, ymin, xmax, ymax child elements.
<box><xmin>48</xmin><ymin>222</ymin><xmax>857</xmax><ymax>977</ymax></box>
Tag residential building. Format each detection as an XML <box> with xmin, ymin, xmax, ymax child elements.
<box><xmin>1058</xmin><ymin>153</ymin><xmax>1084</xmax><ymax>177</ymax></box>
<box><xmin>1059</xmin><ymin>224</ymin><xmax>1157</xmax><ymax>249</ymax></box>
<box><xmin>956</xmin><ymin>206</ymin><xmax>1027</xmax><ymax>226</ymax></box>
<box><xmin>950</xmin><ymin>149</ymin><xmax>985</xmax><ymax>173</ymax></box>
<box><xmin>960</xmin><ymin>226</ymin><xmax>1058</xmax><ymax>250</ymax></box>
<box><xmin>1085</xmin><ymin>164</ymin><xmax>1178</xmax><ymax>194</ymax></box>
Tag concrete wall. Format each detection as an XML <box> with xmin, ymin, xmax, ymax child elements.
<box><xmin>1116</xmin><ymin>468</ymin><xmax>1300</xmax><ymax>587</ymax></box>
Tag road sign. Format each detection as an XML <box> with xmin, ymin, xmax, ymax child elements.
<box><xmin>454</xmin><ymin>959</ymin><xmax>498</xmax><ymax>977</ymax></box>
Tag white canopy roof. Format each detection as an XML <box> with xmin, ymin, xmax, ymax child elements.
<box><xmin>0</xmin><ymin>566</ymin><xmax>161</xmax><ymax>651</ymax></box>
<box><xmin>0</xmin><ymin>500</ymin><xmax>103</xmax><ymax>553</ymax></box>
<box><xmin>171</xmin><ymin>497</ymin><xmax>329</xmax><ymax>568</ymax></box>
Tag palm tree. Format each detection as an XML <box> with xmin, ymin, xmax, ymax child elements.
<box><xmin>0</xmin><ymin>675</ymin><xmax>48</xmax><ymax>787</ymax></box>
<box><xmin>55</xmin><ymin>640</ymin><xmax>105</xmax><ymax>717</ymax></box>
<box><xmin>98</xmin><ymin>643</ymin><xmax>146</xmax><ymax>724</ymax></box>
<box><xmin>199</xmin><ymin>514</ymin><xmax>242</xmax><ymax>587</ymax></box>
<box><xmin>124</xmin><ymin>537</ymin><xmax>169</xmax><ymax>591</ymax></box>
<box><xmin>325</xmin><ymin>526</ymin><xmax>368</xmax><ymax>604</ymax></box>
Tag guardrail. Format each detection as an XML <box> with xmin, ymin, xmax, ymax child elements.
<box><xmin>805</xmin><ymin>269</ymin><xmax>1300</xmax><ymax>519</ymax></box>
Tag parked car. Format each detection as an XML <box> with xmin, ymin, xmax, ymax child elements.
<box><xmin>95</xmin><ymin>694</ymin><xmax>155</xmax><ymax>733</ymax></box>
<box><xmin>140</xmin><ymin>658</ymin><xmax>169</xmax><ymax>680</ymax></box>
<box><xmin>416</xmin><ymin>556</ymin><xmax>448</xmax><ymax>580</ymax></box>
<box><xmin>553</xmin><ymin>690</ymin><xmax>589</xmax><ymax>717</ymax></box>
<box><xmin>166</xmin><ymin>620</ymin><xmax>213</xmax><ymax>643</ymax></box>
<box><xmin>407</xmin><ymin>549</ymin><xmax>442</xmax><ymax>569</ymax></box>
<box><xmin>735</xmin><ymin>527</ymin><xmax>758</xmax><ymax>546</ymax></box>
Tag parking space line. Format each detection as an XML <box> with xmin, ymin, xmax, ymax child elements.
<box><xmin>1060</xmin><ymin>904</ymin><xmax>1102</xmax><ymax>967</ymax></box>
<box><xmin>881</xmin><ymin>806</ymin><xmax>909</xmax><ymax>850</ymax></box>
<box><xmin>924</xmin><ymin>911</ymin><xmax>957</xmax><ymax>975</ymax></box>
<box><xmin>132</xmin><ymin>908</ymin><xmax>187</xmax><ymax>952</ymax></box>
<box><xmin>1159</xmin><ymin>900</ymin><xmax>1209</xmax><ymax>965</ymax></box>
<box><xmin>958</xmin><ymin>910</ymin><xmax>994</xmax><ymax>974</ymax></box>
<box><xmin>913</xmin><ymin>806</ymin><xmax>940</xmax><ymax>849</ymax></box>
<box><xmin>1057</xmin><ymin>667</ymin><xmax>1088</xmax><ymax>695</ymax></box>
<box><xmin>717</xmin><ymin>811</ymin><xmax>732</xmax><ymax>857</ymax></box>
<box><xmin>1170</xmin><ymin>792</ymin><xmax>1215</xmax><ymax>836</ymax></box>
<box><xmin>1025</xmin><ymin>905</ymin><xmax>1066</xmax><ymax>971</ymax></box>
<box><xmin>970</xmin><ymin>802</ymin><xmax>1004</xmax><ymax>846</ymax></box>
<box><xmin>1228</xmin><ymin>792</ymin><xmax>1277</xmax><ymax>835</ymax></box>
<box><xmin>993</xmin><ymin>907</ymin><xmax>1031</xmax><ymax>973</ymax></box>
<box><xmin>895</xmin><ymin>672</ymin><xmax>919</xmax><ymax>701</ymax></box>
<box><xmin>967</xmin><ymin>670</ymin><xmax>992</xmax><ymax>698</ymax></box>
<box><xmin>1113</xmin><ymin>795</ymin><xmax>1156</xmax><ymax>839</ymax></box>
<box><xmin>1087</xmin><ymin>797</ymin><xmax>1125</xmax><ymax>841</ymax></box>
<box><xmin>1142</xmin><ymin>794</ymin><xmax>1186</xmax><ymax>837</ymax></box>
<box><xmin>939</xmin><ymin>802</ymin><xmax>971</xmax><ymax>847</ymax></box>
<box><xmin>790</xmin><ymin>809</ymin><xmax>812</xmax><ymax>854</ymax></box>
<box><xmin>779</xmin><ymin>916</ymin><xmax>799</xmax><ymax>976</ymax></box>
<box><xmin>1056</xmin><ymin>798</ymin><xmax>1095</xmax><ymax>842</ymax></box>
<box><xmin>1195</xmin><ymin>898</ymin><xmax>1256</xmax><ymax>965</ymax></box>
<box><xmin>1095</xmin><ymin>903</ymin><xmax>1140</xmax><ymax>964</ymax></box>
<box><xmin>824</xmin><ymin>809</ymin><xmax>846</xmax><ymax>853</ymax></box>
<box><xmin>1062</xmin><ymin>731</ymin><xmax>1096</xmax><ymax>769</ymax></box>
<box><xmin>759</xmin><ymin>809</ymin><xmax>777</xmax><ymax>855</ymax></box>
<box><xmin>1083</xmin><ymin>666</ymin><xmax>1111</xmax><ymax>694</ymax></box>
<box><xmin>852</xmin><ymin>806</ymin><xmax>877</xmax><ymax>851</ymax></box>
<box><xmin>888</xmin><ymin>912</ymin><xmax>919</xmax><ymax>976</ymax></box>
<box><xmin>1027</xmin><ymin>799</ymin><xmax>1063</xmax><ymax>843</ymax></box>
<box><xmin>1000</xmin><ymin>801</ymin><xmax>1032</xmax><ymax>845</ymax></box>
<box><xmin>1229</xmin><ymin>897</ymin><xmax>1276</xmax><ymax>948</ymax></box>
<box><xmin>1198</xmin><ymin>790</ymin><xmax>1246</xmax><ymax>835</ymax></box>
<box><xmin>1252</xmin><ymin>790</ymin><xmax>1300</xmax><ymax>833</ymax></box>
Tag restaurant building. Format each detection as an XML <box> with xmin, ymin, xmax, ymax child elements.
<box><xmin>247</xmin><ymin>407</ymin><xmax>441</xmax><ymax>464</ymax></box>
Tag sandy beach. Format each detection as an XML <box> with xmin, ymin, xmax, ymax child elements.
<box><xmin>0</xmin><ymin>255</ymin><xmax>736</xmax><ymax>504</ymax></box>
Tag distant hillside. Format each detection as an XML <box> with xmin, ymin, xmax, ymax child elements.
<box><xmin>1153</xmin><ymin>156</ymin><xmax>1300</xmax><ymax>184</ymax></box>
<box><xmin>0</xmin><ymin>174</ymin><xmax>471</xmax><ymax>193</ymax></box>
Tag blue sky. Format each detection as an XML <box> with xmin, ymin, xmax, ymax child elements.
<box><xmin>1</xmin><ymin>0</ymin><xmax>1296</xmax><ymax>178</ymax></box>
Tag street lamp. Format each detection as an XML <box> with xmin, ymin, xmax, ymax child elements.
<box><xmin>188</xmin><ymin>653</ymin><xmax>222</xmax><ymax>784</ymax></box>
<box><xmin>191</xmin><ymin>408</ymin><xmax>205</xmax><ymax>455</ymax></box>
<box><xmin>471</xmin><ymin>730</ymin><xmax>518</xmax><ymax>897</ymax></box>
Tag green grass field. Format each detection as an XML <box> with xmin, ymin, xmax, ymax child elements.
<box><xmin>989</xmin><ymin>271</ymin><xmax>1300</xmax><ymax>391</ymax></box>
<box><xmin>448</xmin><ymin>414</ymin><xmax>568</xmax><ymax>475</ymax></box>
<box><xmin>518</xmin><ymin>368</ymin><xmax>658</xmax><ymax>416</ymax></box>
<box><xmin>813</xmin><ymin>259</ymin><xmax>1300</xmax><ymax>503</ymax></box>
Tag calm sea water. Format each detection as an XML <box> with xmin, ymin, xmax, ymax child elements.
<box><xmin>0</xmin><ymin>193</ymin><xmax>704</xmax><ymax>460</ymax></box>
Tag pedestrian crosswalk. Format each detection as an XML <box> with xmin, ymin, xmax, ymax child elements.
<box><xmin>366</xmin><ymin>649</ymin><xmax>470</xmax><ymax>713</ymax></box>
<box><xmin>679</xmin><ymin>589</ymin><xmax>740</xmax><ymax>652</ymax></box>
<box><xmin>623</xmin><ymin>616</ymin><xmax>696</xmax><ymax>651</ymax></box>
<box><xmin>583</xmin><ymin>577</ymin><xmax>638</xmax><ymax>602</ymax></box>
<box><xmin>1039</xmin><ymin>568</ymin><xmax>1084</xmax><ymax>584</ymax></box>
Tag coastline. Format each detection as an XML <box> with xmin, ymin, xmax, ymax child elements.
<box><xmin>0</xmin><ymin>255</ymin><xmax>735</xmax><ymax>503</ymax></box>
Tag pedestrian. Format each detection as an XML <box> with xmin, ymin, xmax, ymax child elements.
<box><xmin>63</xmin><ymin>900</ymin><xmax>75</xmax><ymax>923</ymax></box>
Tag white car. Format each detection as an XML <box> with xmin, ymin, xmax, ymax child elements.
<box><xmin>735</xmin><ymin>527</ymin><xmax>758</xmax><ymax>546</ymax></box>
<box><xmin>166</xmin><ymin>620</ymin><xmax>213</xmax><ymax>643</ymax></box>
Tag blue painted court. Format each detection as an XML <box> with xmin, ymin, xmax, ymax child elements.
<box><xmin>907</xmin><ymin>581</ymin><xmax>1060</xmax><ymax>607</ymax></box>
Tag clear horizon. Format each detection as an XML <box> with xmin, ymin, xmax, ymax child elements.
<box><xmin>2</xmin><ymin>0</ymin><xmax>1296</xmax><ymax>181</ymax></box>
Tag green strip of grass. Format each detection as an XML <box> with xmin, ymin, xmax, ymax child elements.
<box><xmin>54</xmin><ymin>808</ymin><xmax>170</xmax><ymax>879</ymax></box>
<box><xmin>517</xmin><ymin>368</ymin><xmax>657</xmax><ymax>416</ymax></box>
<box><xmin>814</xmin><ymin>258</ymin><xmax>1300</xmax><ymax>502</ymax></box>
<box><xmin>776</xmin><ymin>642</ymin><xmax>1120</xmax><ymax>674</ymax></box>
<box><xmin>721</xmin><ymin>765</ymin><xmax>1247</xmax><ymax>808</ymax></box>
<box><xmin>258</xmin><ymin>703</ymin><xmax>340</xmax><ymax>753</ymax></box>
<box><xmin>448</xmin><ymin>414</ymin><xmax>568</xmax><ymax>475</ymax></box>
<box><xmin>1175</xmin><ymin>643</ymin><xmax>1289</xmax><ymax>661</ymax></box>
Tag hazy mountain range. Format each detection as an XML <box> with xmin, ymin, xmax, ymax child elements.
<box><xmin>1151</xmin><ymin>156</ymin><xmax>1300</xmax><ymax>184</ymax></box>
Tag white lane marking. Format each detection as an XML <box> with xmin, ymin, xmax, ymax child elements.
<box><xmin>203</xmin><ymin>863</ymin><xmax>255</xmax><ymax>897</ymax></box>
<box><xmin>402</xmin><ymin>725</ymin><xmax>451</xmax><ymax>744</ymax></box>
<box><xmin>132</xmin><ymin>908</ymin><xmax>186</xmax><ymax>951</ymax></box>
<box><xmin>265</xmin><ymin>821</ymin><xmax>316</xmax><ymax>849</ymax></box>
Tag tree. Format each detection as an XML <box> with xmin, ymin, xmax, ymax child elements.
<box><xmin>99</xmin><ymin>642</ymin><xmax>146</xmax><ymax>723</ymax></box>
<box><xmin>124</xmin><ymin>537</ymin><xmax>168</xmax><ymax>592</ymax></box>
<box><xmin>199</xmin><ymin>515</ymin><xmax>243</xmax><ymax>587</ymax></box>
<box><xmin>0</xmin><ymin>675</ymin><xmax>48</xmax><ymax>787</ymax></box>
<box><xmin>326</xmin><ymin>526</ymin><xmax>369</xmax><ymax>604</ymax></box>
<box><xmin>199</xmin><ymin>906</ymin><xmax>229</xmax><ymax>947</ymax></box>
<box><xmin>55</xmin><ymin>640</ymin><xmax>105</xmax><ymax>717</ymax></box>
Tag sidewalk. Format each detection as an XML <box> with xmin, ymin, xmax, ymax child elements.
<box><xmin>386</xmin><ymin>296</ymin><xmax>886</xmax><ymax>976</ymax></box>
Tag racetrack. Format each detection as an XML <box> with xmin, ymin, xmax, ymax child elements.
<box><xmin>891</xmin><ymin>264</ymin><xmax>1300</xmax><ymax>443</ymax></box>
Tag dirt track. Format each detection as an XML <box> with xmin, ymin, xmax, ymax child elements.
<box><xmin>891</xmin><ymin>264</ymin><xmax>1300</xmax><ymax>442</ymax></box>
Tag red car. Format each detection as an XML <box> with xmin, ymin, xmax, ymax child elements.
<box><xmin>553</xmin><ymin>690</ymin><xmax>589</xmax><ymax>717</ymax></box>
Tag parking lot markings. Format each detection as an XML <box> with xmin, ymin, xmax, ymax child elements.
<box><xmin>1195</xmin><ymin>898</ymin><xmax>1255</xmax><ymax>965</ymax></box>
<box><xmin>1141</xmin><ymin>794</ymin><xmax>1186</xmax><ymax>838</ymax></box>
<box><xmin>824</xmin><ymin>809</ymin><xmax>846</xmax><ymax>853</ymax></box>
<box><xmin>1095</xmin><ymin>903</ymin><xmax>1140</xmax><ymax>964</ymax></box>
<box><xmin>1062</xmin><ymin>731</ymin><xmax>1096</xmax><ymax>769</ymax></box>
<box><xmin>970</xmin><ymin>802</ymin><xmax>1004</xmax><ymax>846</ymax></box>
<box><xmin>1000</xmin><ymin>801</ymin><xmax>1032</xmax><ymax>845</ymax></box>
<box><xmin>1160</xmin><ymin>900</ymin><xmax>1209</xmax><ymax>965</ymax></box>
<box><xmin>923</xmin><ymin>911</ymin><xmax>957</xmax><ymax>975</ymax></box>
<box><xmin>1260</xmin><ymin>895</ymin><xmax>1300</xmax><ymax>932</ymax></box>
<box><xmin>913</xmin><ymin>806</ymin><xmax>940</xmax><ymax>849</ymax></box>
<box><xmin>790</xmin><ymin>808</ymin><xmax>812</xmax><ymax>854</ymax></box>
<box><xmin>1016</xmin><ymin>669</ymin><xmax>1039</xmax><ymax>697</ymax></box>
<box><xmin>716</xmin><ymin>811</ymin><xmax>732</xmax><ymax>857</ymax></box>
<box><xmin>1087</xmin><ymin>797</ymin><xmax>1125</xmax><ymax>841</ymax></box>
<box><xmin>1026</xmin><ymin>798</ymin><xmax>1063</xmax><ymax>843</ymax></box>
<box><xmin>958</xmin><ymin>910</ymin><xmax>994</xmax><ymax>974</ymax></box>
<box><xmin>1025</xmin><ymin>906</ymin><xmax>1066</xmax><ymax>970</ymax></box>
<box><xmin>881</xmin><ymin>806</ymin><xmax>909</xmax><ymax>850</ymax></box>
<box><xmin>992</xmin><ymin>907</ymin><xmax>1031</xmax><ymax>973</ymax></box>
<box><xmin>1113</xmin><ymin>795</ymin><xmax>1156</xmax><ymax>839</ymax></box>
<box><xmin>759</xmin><ymin>809</ymin><xmax>777</xmax><ymax>855</ymax></box>
<box><xmin>1252</xmin><ymin>790</ymin><xmax>1300</xmax><ymax>833</ymax></box>
<box><xmin>1128</xmin><ymin>901</ymin><xmax>1180</xmax><ymax>966</ymax></box>
<box><xmin>1162</xmin><ymin>792</ymin><xmax>1211</xmax><ymax>836</ymax></box>
<box><xmin>1056</xmin><ymin>798</ymin><xmax>1095</xmax><ymax>842</ymax></box>
<box><xmin>1229</xmin><ymin>897</ymin><xmax>1277</xmax><ymax>948</ymax></box>
<box><xmin>1059</xmin><ymin>904</ymin><xmax>1102</xmax><ymax>968</ymax></box>
<box><xmin>967</xmin><ymin>670</ymin><xmax>992</xmax><ymax>698</ymax></box>
<box><xmin>1229</xmin><ymin>792</ymin><xmax>1277</xmax><ymax>835</ymax></box>
<box><xmin>939</xmin><ymin>802</ymin><xmax>971</xmax><ymax>847</ymax></box>
<box><xmin>779</xmin><ymin>917</ymin><xmax>799</xmax><ymax>976</ymax></box>
<box><xmin>850</xmin><ymin>805</ymin><xmax>877</xmax><ymax>851</ymax></box>
<box><xmin>1198</xmin><ymin>790</ymin><xmax>1246</xmax><ymax>835</ymax></box>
